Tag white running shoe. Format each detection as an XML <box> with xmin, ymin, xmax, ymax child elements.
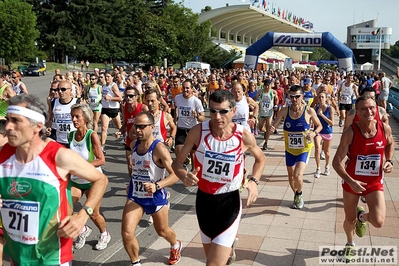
<box><xmin>74</xmin><ymin>225</ymin><xmax>92</xmax><ymax>250</ymax></box>
<box><xmin>314</xmin><ymin>168</ymin><xmax>321</xmax><ymax>178</ymax></box>
<box><xmin>95</xmin><ymin>232</ymin><xmax>111</xmax><ymax>250</ymax></box>
<box><xmin>324</xmin><ymin>165</ymin><xmax>331</xmax><ymax>176</ymax></box>
<box><xmin>320</xmin><ymin>150</ymin><xmax>325</xmax><ymax>160</ymax></box>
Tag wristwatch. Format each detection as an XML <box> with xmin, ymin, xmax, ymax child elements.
<box><xmin>247</xmin><ymin>176</ymin><xmax>259</xmax><ymax>185</ymax></box>
<box><xmin>155</xmin><ymin>182</ymin><xmax>161</xmax><ymax>191</ymax></box>
<box><xmin>82</xmin><ymin>206</ymin><xmax>93</xmax><ymax>217</ymax></box>
<box><xmin>386</xmin><ymin>160</ymin><xmax>394</xmax><ymax>166</ymax></box>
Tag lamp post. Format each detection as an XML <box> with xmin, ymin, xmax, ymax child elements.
<box><xmin>73</xmin><ymin>46</ymin><xmax>76</xmax><ymax>70</ymax></box>
<box><xmin>34</xmin><ymin>41</ymin><xmax>38</xmax><ymax>63</ymax></box>
<box><xmin>52</xmin><ymin>44</ymin><xmax>55</xmax><ymax>62</ymax></box>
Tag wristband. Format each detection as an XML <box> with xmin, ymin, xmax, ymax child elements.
<box><xmin>386</xmin><ymin>160</ymin><xmax>393</xmax><ymax>166</ymax></box>
<box><xmin>247</xmin><ymin>176</ymin><xmax>259</xmax><ymax>185</ymax></box>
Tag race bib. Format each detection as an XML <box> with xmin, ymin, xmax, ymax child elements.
<box><xmin>232</xmin><ymin>117</ymin><xmax>246</xmax><ymax>125</ymax></box>
<box><xmin>179</xmin><ymin>106</ymin><xmax>191</xmax><ymax>118</ymax></box>
<box><xmin>202</xmin><ymin>150</ymin><xmax>235</xmax><ymax>183</ymax></box>
<box><xmin>355</xmin><ymin>155</ymin><xmax>381</xmax><ymax>176</ymax></box>
<box><xmin>341</xmin><ymin>95</ymin><xmax>349</xmax><ymax>102</ymax></box>
<box><xmin>288</xmin><ymin>133</ymin><xmax>305</xmax><ymax>149</ymax></box>
<box><xmin>0</xmin><ymin>200</ymin><xmax>40</xmax><ymax>244</ymax></box>
<box><xmin>131</xmin><ymin>176</ymin><xmax>153</xmax><ymax>198</ymax></box>
<box><xmin>262</xmin><ymin>100</ymin><xmax>271</xmax><ymax>110</ymax></box>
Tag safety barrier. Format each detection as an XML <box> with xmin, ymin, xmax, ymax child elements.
<box><xmin>388</xmin><ymin>86</ymin><xmax>399</xmax><ymax>119</ymax></box>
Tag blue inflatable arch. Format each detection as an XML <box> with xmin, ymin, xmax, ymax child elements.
<box><xmin>244</xmin><ymin>32</ymin><xmax>353</xmax><ymax>72</ymax></box>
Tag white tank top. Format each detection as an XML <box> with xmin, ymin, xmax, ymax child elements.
<box><xmin>194</xmin><ymin>121</ymin><xmax>245</xmax><ymax>195</ymax></box>
<box><xmin>53</xmin><ymin>98</ymin><xmax>78</xmax><ymax>144</ymax></box>
<box><xmin>340</xmin><ymin>83</ymin><xmax>355</xmax><ymax>104</ymax></box>
<box><xmin>232</xmin><ymin>97</ymin><xmax>250</xmax><ymax>131</ymax></box>
<box><xmin>12</xmin><ymin>82</ymin><xmax>22</xmax><ymax>94</ymax></box>
<box><xmin>130</xmin><ymin>139</ymin><xmax>166</xmax><ymax>198</ymax></box>
<box><xmin>101</xmin><ymin>82</ymin><xmax>120</xmax><ymax>109</ymax></box>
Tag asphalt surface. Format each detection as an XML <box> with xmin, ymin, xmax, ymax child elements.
<box><xmin>3</xmin><ymin>73</ymin><xmax>198</xmax><ymax>265</ymax></box>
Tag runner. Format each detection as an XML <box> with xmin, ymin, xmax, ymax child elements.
<box><xmin>68</xmin><ymin>103</ymin><xmax>110</xmax><ymax>251</ymax></box>
<box><xmin>0</xmin><ymin>94</ymin><xmax>107</xmax><ymax>265</ymax></box>
<box><xmin>115</xmin><ymin>87</ymin><xmax>148</xmax><ymax>176</ymax></box>
<box><xmin>122</xmin><ymin>112</ymin><xmax>182</xmax><ymax>266</ymax></box>
<box><xmin>337</xmin><ymin>73</ymin><xmax>358</xmax><ymax>127</ymax></box>
<box><xmin>270</xmin><ymin>85</ymin><xmax>322</xmax><ymax>209</ymax></box>
<box><xmin>172</xmin><ymin>89</ymin><xmax>266</xmax><ymax>265</ymax></box>
<box><xmin>47</xmin><ymin>80</ymin><xmax>79</xmax><ymax>147</ymax></box>
<box><xmin>332</xmin><ymin>95</ymin><xmax>393</xmax><ymax>256</ymax></box>
<box><xmin>11</xmin><ymin>72</ymin><xmax>28</xmax><ymax>94</ymax></box>
<box><xmin>313</xmin><ymin>92</ymin><xmax>334</xmax><ymax>178</ymax></box>
<box><xmin>0</xmin><ymin>73</ymin><xmax>16</xmax><ymax>119</ymax></box>
<box><xmin>100</xmin><ymin>72</ymin><xmax>123</xmax><ymax>154</ymax></box>
<box><xmin>86</xmin><ymin>73</ymin><xmax>102</xmax><ymax>133</ymax></box>
<box><xmin>256</xmin><ymin>79</ymin><xmax>277</xmax><ymax>150</ymax></box>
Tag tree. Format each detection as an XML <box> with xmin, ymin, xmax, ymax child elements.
<box><xmin>384</xmin><ymin>40</ymin><xmax>399</xmax><ymax>58</ymax></box>
<box><xmin>309</xmin><ymin>47</ymin><xmax>336</xmax><ymax>61</ymax></box>
<box><xmin>0</xmin><ymin>0</ymin><xmax>39</xmax><ymax>68</ymax></box>
<box><xmin>201</xmin><ymin>6</ymin><xmax>212</xmax><ymax>14</ymax></box>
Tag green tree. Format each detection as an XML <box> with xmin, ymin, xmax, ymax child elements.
<box><xmin>201</xmin><ymin>6</ymin><xmax>212</xmax><ymax>14</ymax></box>
<box><xmin>384</xmin><ymin>40</ymin><xmax>399</xmax><ymax>58</ymax></box>
<box><xmin>309</xmin><ymin>47</ymin><xmax>336</xmax><ymax>61</ymax></box>
<box><xmin>0</xmin><ymin>0</ymin><xmax>39</xmax><ymax>68</ymax></box>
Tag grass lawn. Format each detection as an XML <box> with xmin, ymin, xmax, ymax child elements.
<box><xmin>11</xmin><ymin>61</ymin><xmax>106</xmax><ymax>73</ymax></box>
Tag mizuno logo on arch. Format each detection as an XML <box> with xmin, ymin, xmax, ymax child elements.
<box><xmin>274</xmin><ymin>35</ymin><xmax>322</xmax><ymax>45</ymax></box>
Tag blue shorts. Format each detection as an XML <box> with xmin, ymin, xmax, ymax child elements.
<box><xmin>285</xmin><ymin>151</ymin><xmax>311</xmax><ymax>167</ymax></box>
<box><xmin>127</xmin><ymin>181</ymin><xmax>168</xmax><ymax>214</ymax></box>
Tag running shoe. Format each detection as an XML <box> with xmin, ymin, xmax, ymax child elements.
<box><xmin>262</xmin><ymin>142</ymin><xmax>268</xmax><ymax>150</ymax></box>
<box><xmin>323</xmin><ymin>165</ymin><xmax>331</xmax><ymax>176</ymax></box>
<box><xmin>273</xmin><ymin>129</ymin><xmax>278</xmax><ymax>134</ymax></box>
<box><xmin>339</xmin><ymin>120</ymin><xmax>343</xmax><ymax>127</ymax></box>
<box><xmin>168</xmin><ymin>240</ymin><xmax>182</xmax><ymax>265</ymax></box>
<box><xmin>74</xmin><ymin>225</ymin><xmax>92</xmax><ymax>250</ymax></box>
<box><xmin>320</xmin><ymin>150</ymin><xmax>325</xmax><ymax>160</ymax></box>
<box><xmin>102</xmin><ymin>145</ymin><xmax>106</xmax><ymax>155</ymax></box>
<box><xmin>148</xmin><ymin>215</ymin><xmax>154</xmax><ymax>224</ymax></box>
<box><xmin>294</xmin><ymin>194</ymin><xmax>304</xmax><ymax>209</ymax></box>
<box><xmin>344</xmin><ymin>244</ymin><xmax>355</xmax><ymax>261</ymax></box>
<box><xmin>355</xmin><ymin>206</ymin><xmax>367</xmax><ymax>237</ymax></box>
<box><xmin>254</xmin><ymin>129</ymin><xmax>259</xmax><ymax>135</ymax></box>
<box><xmin>314</xmin><ymin>168</ymin><xmax>321</xmax><ymax>178</ymax></box>
<box><xmin>95</xmin><ymin>232</ymin><xmax>111</xmax><ymax>250</ymax></box>
<box><xmin>226</xmin><ymin>237</ymin><xmax>239</xmax><ymax>265</ymax></box>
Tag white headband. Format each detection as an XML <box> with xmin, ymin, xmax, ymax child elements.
<box><xmin>7</xmin><ymin>105</ymin><xmax>45</xmax><ymax>124</ymax></box>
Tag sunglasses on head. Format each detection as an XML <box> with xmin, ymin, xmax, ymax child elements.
<box><xmin>126</xmin><ymin>94</ymin><xmax>136</xmax><ymax>98</ymax></box>
<box><xmin>209</xmin><ymin>108</ymin><xmax>231</xmax><ymax>115</ymax></box>
<box><xmin>289</xmin><ymin>94</ymin><xmax>302</xmax><ymax>99</ymax></box>
<box><xmin>134</xmin><ymin>124</ymin><xmax>152</xmax><ymax>129</ymax></box>
<box><xmin>57</xmin><ymin>87</ymin><xmax>70</xmax><ymax>92</ymax></box>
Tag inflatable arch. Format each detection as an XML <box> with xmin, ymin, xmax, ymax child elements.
<box><xmin>244</xmin><ymin>32</ymin><xmax>354</xmax><ymax>72</ymax></box>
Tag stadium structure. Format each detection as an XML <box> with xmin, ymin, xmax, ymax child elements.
<box><xmin>199</xmin><ymin>4</ymin><xmax>316</xmax><ymax>70</ymax></box>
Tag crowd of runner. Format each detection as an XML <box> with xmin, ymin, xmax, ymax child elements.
<box><xmin>0</xmin><ymin>65</ymin><xmax>397</xmax><ymax>265</ymax></box>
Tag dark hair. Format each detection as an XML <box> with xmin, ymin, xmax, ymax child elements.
<box><xmin>145</xmin><ymin>88</ymin><xmax>161</xmax><ymax>100</ymax></box>
<box><xmin>289</xmin><ymin>85</ymin><xmax>304</xmax><ymax>94</ymax></box>
<box><xmin>209</xmin><ymin>89</ymin><xmax>236</xmax><ymax>109</ymax></box>
<box><xmin>125</xmin><ymin>86</ymin><xmax>139</xmax><ymax>96</ymax></box>
<box><xmin>360</xmin><ymin>87</ymin><xmax>376</xmax><ymax>96</ymax></box>
<box><xmin>182</xmin><ymin>79</ymin><xmax>193</xmax><ymax>87</ymax></box>
<box><xmin>0</xmin><ymin>119</ymin><xmax>6</xmax><ymax>136</ymax></box>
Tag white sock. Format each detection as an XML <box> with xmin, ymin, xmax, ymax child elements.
<box><xmin>171</xmin><ymin>241</ymin><xmax>180</xmax><ymax>249</ymax></box>
<box><xmin>101</xmin><ymin>231</ymin><xmax>108</xmax><ymax>237</ymax></box>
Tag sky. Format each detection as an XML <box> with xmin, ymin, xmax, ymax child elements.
<box><xmin>182</xmin><ymin>0</ymin><xmax>399</xmax><ymax>45</ymax></box>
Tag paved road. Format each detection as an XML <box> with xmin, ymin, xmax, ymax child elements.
<box><xmin>3</xmin><ymin>74</ymin><xmax>198</xmax><ymax>265</ymax></box>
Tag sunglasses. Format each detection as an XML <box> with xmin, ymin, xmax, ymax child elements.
<box><xmin>90</xmin><ymin>78</ymin><xmax>97</xmax><ymax>81</ymax></box>
<box><xmin>57</xmin><ymin>87</ymin><xmax>70</xmax><ymax>92</ymax></box>
<box><xmin>289</xmin><ymin>94</ymin><xmax>302</xmax><ymax>99</ymax></box>
<box><xmin>145</xmin><ymin>86</ymin><xmax>152</xmax><ymax>89</ymax></box>
<box><xmin>126</xmin><ymin>94</ymin><xmax>136</xmax><ymax>98</ymax></box>
<box><xmin>99</xmin><ymin>76</ymin><xmax>104</xmax><ymax>79</ymax></box>
<box><xmin>134</xmin><ymin>124</ymin><xmax>152</xmax><ymax>129</ymax></box>
<box><xmin>209</xmin><ymin>108</ymin><xmax>232</xmax><ymax>115</ymax></box>
<box><xmin>12</xmin><ymin>76</ymin><xmax>18</xmax><ymax>79</ymax></box>
<box><xmin>50</xmin><ymin>89</ymin><xmax>57</xmax><ymax>92</ymax></box>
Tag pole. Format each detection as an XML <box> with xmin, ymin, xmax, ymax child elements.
<box><xmin>378</xmin><ymin>33</ymin><xmax>382</xmax><ymax>70</ymax></box>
